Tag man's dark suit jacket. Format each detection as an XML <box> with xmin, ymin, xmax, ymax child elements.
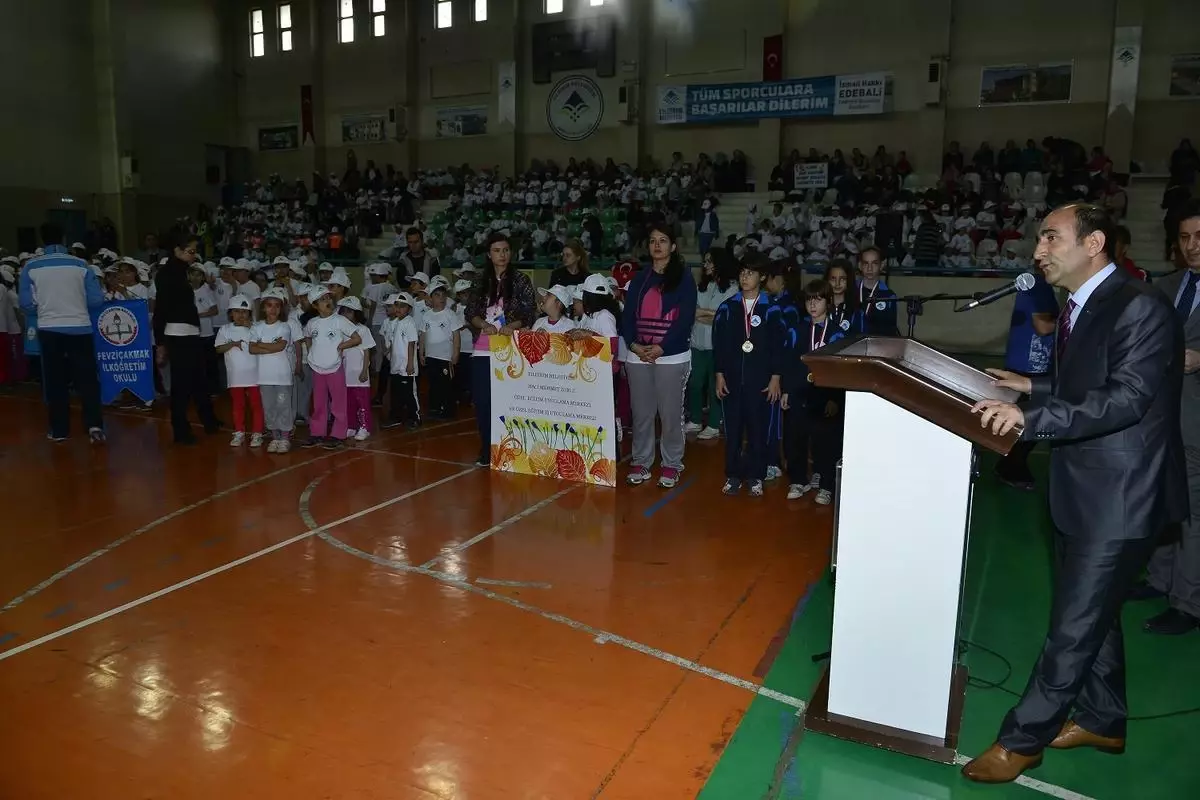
<box><xmin>1022</xmin><ymin>268</ymin><xmax>1188</xmax><ymax>540</ymax></box>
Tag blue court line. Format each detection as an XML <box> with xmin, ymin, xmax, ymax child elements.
<box><xmin>45</xmin><ymin>603</ymin><xmax>73</xmax><ymax>619</ymax></box>
<box><xmin>199</xmin><ymin>536</ymin><xmax>224</xmax><ymax>548</ymax></box>
<box><xmin>0</xmin><ymin>632</ymin><xmax>17</xmax><ymax>646</ymax></box>
<box><xmin>103</xmin><ymin>578</ymin><xmax>128</xmax><ymax>592</ymax></box>
<box><xmin>158</xmin><ymin>553</ymin><xmax>180</xmax><ymax>566</ymax></box>
<box><xmin>642</xmin><ymin>478</ymin><xmax>696</xmax><ymax>518</ymax></box>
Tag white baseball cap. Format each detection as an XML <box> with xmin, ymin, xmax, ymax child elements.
<box><xmin>453</xmin><ymin>279</ymin><xmax>472</xmax><ymax>294</ymax></box>
<box><xmin>219</xmin><ymin>256</ymin><xmax>237</xmax><ymax>268</ymax></box>
<box><xmin>366</xmin><ymin>263</ymin><xmax>391</xmax><ymax>276</ymax></box>
<box><xmin>542</xmin><ymin>284</ymin><xmax>574</xmax><ymax>308</ymax></box>
<box><xmin>317</xmin><ymin>261</ymin><xmax>334</xmax><ymax>273</ymax></box>
<box><xmin>272</xmin><ymin>255</ymin><xmax>291</xmax><ymax>266</ymax></box>
<box><xmin>306</xmin><ymin>285</ymin><xmax>331</xmax><ymax>304</ymax></box>
<box><xmin>261</xmin><ymin>287</ymin><xmax>289</xmax><ymax>303</ymax></box>
<box><xmin>71</xmin><ymin>241</ymin><xmax>85</xmax><ymax>250</ymax></box>
<box><xmin>390</xmin><ymin>291</ymin><xmax>415</xmax><ymax>307</ymax></box>
<box><xmin>228</xmin><ymin>294</ymin><xmax>253</xmax><ymax>311</ymax></box>
<box><xmin>455</xmin><ymin>263</ymin><xmax>477</xmax><ymax>275</ymax></box>
<box><xmin>428</xmin><ymin>275</ymin><xmax>450</xmax><ymax>292</ymax></box>
<box><xmin>0</xmin><ymin>264</ymin><xmax>14</xmax><ymax>282</ymax></box>
<box><xmin>325</xmin><ymin>269</ymin><xmax>352</xmax><ymax>288</ymax></box>
<box><xmin>336</xmin><ymin>295</ymin><xmax>363</xmax><ymax>312</ymax></box>
<box><xmin>582</xmin><ymin>273</ymin><xmax>612</xmax><ymax>296</ymax></box>
<box><xmin>409</xmin><ymin>271</ymin><xmax>430</xmax><ymax>286</ymax></box>
<box><xmin>289</xmin><ymin>262</ymin><xmax>307</xmax><ymax>277</ymax></box>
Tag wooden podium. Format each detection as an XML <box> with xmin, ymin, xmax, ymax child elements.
<box><xmin>800</xmin><ymin>336</ymin><xmax>1021</xmax><ymax>763</ymax></box>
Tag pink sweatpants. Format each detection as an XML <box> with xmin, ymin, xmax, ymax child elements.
<box><xmin>311</xmin><ymin>369</ymin><xmax>348</xmax><ymax>438</ymax></box>
<box><xmin>346</xmin><ymin>386</ymin><xmax>372</xmax><ymax>433</ymax></box>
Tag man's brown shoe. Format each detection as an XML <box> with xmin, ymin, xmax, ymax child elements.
<box><xmin>1049</xmin><ymin>720</ymin><xmax>1125</xmax><ymax>754</ymax></box>
<box><xmin>961</xmin><ymin>743</ymin><xmax>1043</xmax><ymax>783</ymax></box>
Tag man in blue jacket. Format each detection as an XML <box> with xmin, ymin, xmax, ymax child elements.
<box><xmin>19</xmin><ymin>222</ymin><xmax>106</xmax><ymax>442</ymax></box>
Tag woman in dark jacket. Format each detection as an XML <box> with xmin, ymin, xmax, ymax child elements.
<box><xmin>465</xmin><ymin>232</ymin><xmax>538</xmax><ymax>466</ymax></box>
<box><xmin>153</xmin><ymin>228</ymin><xmax>220</xmax><ymax>444</ymax></box>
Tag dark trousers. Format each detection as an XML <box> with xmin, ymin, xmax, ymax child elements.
<box><xmin>388</xmin><ymin>374</ymin><xmax>419</xmax><ymax>424</ymax></box>
<box><xmin>201</xmin><ymin>335</ymin><xmax>220</xmax><ymax>394</ymax></box>
<box><xmin>38</xmin><ymin>330</ymin><xmax>102</xmax><ymax>437</ymax></box>
<box><xmin>784</xmin><ymin>409</ymin><xmax>843</xmax><ymax>490</ymax></box>
<box><xmin>472</xmin><ymin>355</ymin><xmax>491</xmax><ymax>462</ymax></box>
<box><xmin>375</xmin><ymin>354</ymin><xmax>391</xmax><ymax>403</ymax></box>
<box><xmin>455</xmin><ymin>352</ymin><xmax>472</xmax><ymax>402</ymax></box>
<box><xmin>1146</xmin><ymin>443</ymin><xmax>1200</xmax><ymax>618</ymax></box>
<box><xmin>722</xmin><ymin>388</ymin><xmax>770</xmax><ymax>481</ymax></box>
<box><xmin>164</xmin><ymin>335</ymin><xmax>218</xmax><ymax>442</ymax></box>
<box><xmin>998</xmin><ymin>533</ymin><xmax>1155</xmax><ymax>754</ymax></box>
<box><xmin>426</xmin><ymin>357</ymin><xmax>455</xmax><ymax>418</ymax></box>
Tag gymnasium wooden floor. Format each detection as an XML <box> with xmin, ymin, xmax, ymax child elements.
<box><xmin>0</xmin><ymin>388</ymin><xmax>830</xmax><ymax>799</ymax></box>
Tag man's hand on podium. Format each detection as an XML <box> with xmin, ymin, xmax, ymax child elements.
<box><xmin>985</xmin><ymin>368</ymin><xmax>1032</xmax><ymax>395</ymax></box>
<box><xmin>972</xmin><ymin>398</ymin><xmax>1024</xmax><ymax>436</ymax></box>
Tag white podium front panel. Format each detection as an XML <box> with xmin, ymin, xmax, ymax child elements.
<box><xmin>827</xmin><ymin>391</ymin><xmax>973</xmax><ymax>741</ymax></box>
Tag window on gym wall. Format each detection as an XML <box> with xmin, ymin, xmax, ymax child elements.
<box><xmin>474</xmin><ymin>0</ymin><xmax>487</xmax><ymax>23</ymax></box>
<box><xmin>590</xmin><ymin>0</ymin><xmax>605</xmax><ymax>6</ymax></box>
<box><xmin>436</xmin><ymin>0</ymin><xmax>452</xmax><ymax>29</ymax></box>
<box><xmin>338</xmin><ymin>0</ymin><xmax>355</xmax><ymax>43</ymax></box>
<box><xmin>372</xmin><ymin>0</ymin><xmax>386</xmax><ymax>36</ymax></box>
<box><xmin>250</xmin><ymin>8</ymin><xmax>265</xmax><ymax>57</ymax></box>
<box><xmin>545</xmin><ymin>0</ymin><xmax>564</xmax><ymax>13</ymax></box>
<box><xmin>278</xmin><ymin>3</ymin><xmax>294</xmax><ymax>51</ymax></box>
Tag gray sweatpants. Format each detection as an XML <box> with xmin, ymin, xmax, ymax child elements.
<box><xmin>626</xmin><ymin>360</ymin><xmax>691</xmax><ymax>471</ymax></box>
<box><xmin>293</xmin><ymin>365</ymin><xmax>312</xmax><ymax>422</ymax></box>
<box><xmin>1147</xmin><ymin>444</ymin><xmax>1200</xmax><ymax>618</ymax></box>
<box><xmin>260</xmin><ymin>385</ymin><xmax>295</xmax><ymax>436</ymax></box>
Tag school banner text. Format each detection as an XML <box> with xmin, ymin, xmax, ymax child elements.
<box><xmin>656</xmin><ymin>73</ymin><xmax>886</xmax><ymax>124</ymax></box>
<box><xmin>93</xmin><ymin>300</ymin><xmax>154</xmax><ymax>405</ymax></box>
<box><xmin>488</xmin><ymin>332</ymin><xmax>617</xmax><ymax>487</ymax></box>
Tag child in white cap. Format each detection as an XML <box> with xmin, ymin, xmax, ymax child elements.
<box><xmin>251</xmin><ymin>287</ymin><xmax>297</xmax><ymax>452</ymax></box>
<box><xmin>214</xmin><ymin>295</ymin><xmax>264</xmax><ymax>447</ymax></box>
<box><xmin>361</xmin><ymin>263</ymin><xmax>397</xmax><ymax>404</ymax></box>
<box><xmin>452</xmin><ymin>278</ymin><xmax>474</xmax><ymax>403</ymax></box>
<box><xmin>417</xmin><ymin>278</ymin><xmax>460</xmax><ymax>419</ymax></box>
<box><xmin>381</xmin><ymin>292</ymin><xmax>420</xmax><ymax>429</ymax></box>
<box><xmin>533</xmin><ymin>285</ymin><xmax>576</xmax><ymax>333</ymax></box>
<box><xmin>336</xmin><ymin>296</ymin><xmax>376</xmax><ymax>440</ymax></box>
<box><xmin>299</xmin><ymin>285</ymin><xmax>362</xmax><ymax>449</ymax></box>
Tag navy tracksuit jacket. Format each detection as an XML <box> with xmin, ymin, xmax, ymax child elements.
<box><xmin>713</xmin><ymin>292</ymin><xmax>786</xmax><ymax>482</ymax></box>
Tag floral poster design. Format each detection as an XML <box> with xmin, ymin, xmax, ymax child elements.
<box><xmin>488</xmin><ymin>332</ymin><xmax>617</xmax><ymax>487</ymax></box>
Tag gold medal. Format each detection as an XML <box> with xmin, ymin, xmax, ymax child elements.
<box><xmin>742</xmin><ymin>340</ymin><xmax>754</xmax><ymax>353</ymax></box>
<box><xmin>807</xmin><ymin>373</ymin><xmax>815</xmax><ymax>383</ymax></box>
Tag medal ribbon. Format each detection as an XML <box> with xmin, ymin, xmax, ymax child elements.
<box><xmin>811</xmin><ymin>320</ymin><xmax>827</xmax><ymax>350</ymax></box>
<box><xmin>860</xmin><ymin>281</ymin><xmax>877</xmax><ymax>315</ymax></box>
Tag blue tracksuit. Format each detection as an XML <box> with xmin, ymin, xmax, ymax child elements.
<box><xmin>830</xmin><ymin>300</ymin><xmax>863</xmax><ymax>338</ymax></box>
<box><xmin>854</xmin><ymin>278</ymin><xmax>899</xmax><ymax>336</ymax></box>
<box><xmin>783</xmin><ymin>315</ymin><xmax>846</xmax><ymax>490</ymax></box>
<box><xmin>713</xmin><ymin>292</ymin><xmax>785</xmax><ymax>482</ymax></box>
<box><xmin>767</xmin><ymin>289</ymin><xmax>802</xmax><ymax>469</ymax></box>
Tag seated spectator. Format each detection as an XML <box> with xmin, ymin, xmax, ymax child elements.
<box><xmin>998</xmin><ymin>140</ymin><xmax>1022</xmax><ymax>175</ymax></box>
<box><xmin>1087</xmin><ymin>146</ymin><xmax>1112</xmax><ymax>174</ymax></box>
<box><xmin>973</xmin><ymin>141</ymin><xmax>996</xmax><ymax>173</ymax></box>
<box><xmin>1114</xmin><ymin>225</ymin><xmax>1148</xmax><ymax>282</ymax></box>
<box><xmin>1020</xmin><ymin>139</ymin><xmax>1044</xmax><ymax>174</ymax></box>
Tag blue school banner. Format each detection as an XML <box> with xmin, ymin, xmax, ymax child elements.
<box><xmin>23</xmin><ymin>312</ymin><xmax>39</xmax><ymax>356</ymax></box>
<box><xmin>92</xmin><ymin>300</ymin><xmax>154</xmax><ymax>404</ymax></box>
<box><xmin>656</xmin><ymin>72</ymin><xmax>886</xmax><ymax>124</ymax></box>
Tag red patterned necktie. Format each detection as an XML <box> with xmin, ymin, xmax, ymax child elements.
<box><xmin>1057</xmin><ymin>298</ymin><xmax>1077</xmax><ymax>356</ymax></box>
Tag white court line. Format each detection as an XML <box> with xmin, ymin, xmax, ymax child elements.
<box><xmin>0</xmin><ymin>418</ymin><xmax>469</xmax><ymax>614</ymax></box>
<box><xmin>952</xmin><ymin>755</ymin><xmax>1097</xmax><ymax>800</ymax></box>
<box><xmin>0</xmin><ymin>465</ymin><xmax>477</xmax><ymax>663</ymax></box>
<box><xmin>355</xmin><ymin>449</ymin><xmax>478</xmax><ymax>468</ymax></box>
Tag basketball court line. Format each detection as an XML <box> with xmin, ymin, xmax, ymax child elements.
<box><xmin>0</xmin><ymin>464</ymin><xmax>478</xmax><ymax>663</ymax></box>
<box><xmin>0</xmin><ymin>418</ymin><xmax>471</xmax><ymax>613</ymax></box>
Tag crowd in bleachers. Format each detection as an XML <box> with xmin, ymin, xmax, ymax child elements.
<box><xmin>748</xmin><ymin>137</ymin><xmax>1147</xmax><ymax>272</ymax></box>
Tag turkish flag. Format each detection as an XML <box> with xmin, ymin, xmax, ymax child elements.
<box><xmin>763</xmin><ymin>35</ymin><xmax>783</xmax><ymax>82</ymax></box>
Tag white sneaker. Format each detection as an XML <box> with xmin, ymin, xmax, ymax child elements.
<box><xmin>266</xmin><ymin>439</ymin><xmax>281</xmax><ymax>453</ymax></box>
<box><xmin>229</xmin><ymin>431</ymin><xmax>245</xmax><ymax>447</ymax></box>
<box><xmin>346</xmin><ymin>428</ymin><xmax>357</xmax><ymax>439</ymax></box>
<box><xmin>249</xmin><ymin>433</ymin><xmax>264</xmax><ymax>448</ymax></box>
<box><xmin>354</xmin><ymin>427</ymin><xmax>370</xmax><ymax>441</ymax></box>
<box><xmin>765</xmin><ymin>465</ymin><xmax>783</xmax><ymax>481</ymax></box>
<box><xmin>816</xmin><ymin>489</ymin><xmax>832</xmax><ymax>505</ymax></box>
<box><xmin>809</xmin><ymin>472</ymin><xmax>822</xmax><ymax>491</ymax></box>
<box><xmin>684</xmin><ymin>422</ymin><xmax>702</xmax><ymax>434</ymax></box>
<box><xmin>276</xmin><ymin>438</ymin><xmax>291</xmax><ymax>453</ymax></box>
<box><xmin>697</xmin><ymin>426</ymin><xmax>720</xmax><ymax>440</ymax></box>
<box><xmin>786</xmin><ymin>483</ymin><xmax>809</xmax><ymax>500</ymax></box>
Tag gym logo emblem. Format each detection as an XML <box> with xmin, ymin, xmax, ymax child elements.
<box><xmin>98</xmin><ymin>306</ymin><xmax>139</xmax><ymax>346</ymax></box>
<box><xmin>547</xmin><ymin>75</ymin><xmax>604</xmax><ymax>142</ymax></box>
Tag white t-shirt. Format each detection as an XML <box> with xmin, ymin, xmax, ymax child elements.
<box><xmin>533</xmin><ymin>316</ymin><xmax>575</xmax><ymax>333</ymax></box>
<box><xmin>362</xmin><ymin>281</ymin><xmax>397</xmax><ymax>327</ymax></box>
<box><xmin>304</xmin><ymin>313</ymin><xmax>358</xmax><ymax>375</ymax></box>
<box><xmin>194</xmin><ymin>284</ymin><xmax>217</xmax><ymax>338</ymax></box>
<box><xmin>343</xmin><ymin>323</ymin><xmax>376</xmax><ymax>387</ymax></box>
<box><xmin>214</xmin><ymin>281</ymin><xmax>234</xmax><ymax>316</ymax></box>
<box><xmin>237</xmin><ymin>281</ymin><xmax>262</xmax><ymax>302</ymax></box>
<box><xmin>215</xmin><ymin>323</ymin><xmax>258</xmax><ymax>388</ymax></box>
<box><xmin>420</xmin><ymin>306</ymin><xmax>461</xmax><ymax>362</ymax></box>
<box><xmin>387</xmin><ymin>316</ymin><xmax>419</xmax><ymax>376</ymax></box>
<box><xmin>578</xmin><ymin>309</ymin><xmax>618</xmax><ymax>338</ymax></box>
<box><xmin>253</xmin><ymin>320</ymin><xmax>294</xmax><ymax>386</ymax></box>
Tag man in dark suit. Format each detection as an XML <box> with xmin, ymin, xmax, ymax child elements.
<box><xmin>1134</xmin><ymin>200</ymin><xmax>1200</xmax><ymax>634</ymax></box>
<box><xmin>963</xmin><ymin>203</ymin><xmax>1187</xmax><ymax>783</ymax></box>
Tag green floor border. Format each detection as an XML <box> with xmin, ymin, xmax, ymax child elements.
<box><xmin>699</xmin><ymin>453</ymin><xmax>1200</xmax><ymax>800</ymax></box>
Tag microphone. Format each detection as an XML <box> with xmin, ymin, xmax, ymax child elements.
<box><xmin>956</xmin><ymin>272</ymin><xmax>1036</xmax><ymax>312</ymax></box>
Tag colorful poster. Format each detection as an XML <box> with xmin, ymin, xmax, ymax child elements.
<box><xmin>656</xmin><ymin>72</ymin><xmax>887</xmax><ymax>124</ymax></box>
<box><xmin>1169</xmin><ymin>53</ymin><xmax>1200</xmax><ymax>98</ymax></box>
<box><xmin>341</xmin><ymin>113</ymin><xmax>388</xmax><ymax>144</ymax></box>
<box><xmin>435</xmin><ymin>105</ymin><xmax>489</xmax><ymax>138</ymax></box>
<box><xmin>258</xmin><ymin>125</ymin><xmax>299</xmax><ymax>151</ymax></box>
<box><xmin>93</xmin><ymin>300</ymin><xmax>154</xmax><ymax>404</ymax></box>
<box><xmin>979</xmin><ymin>64</ymin><xmax>1073</xmax><ymax>105</ymax></box>
<box><xmin>488</xmin><ymin>332</ymin><xmax>617</xmax><ymax>487</ymax></box>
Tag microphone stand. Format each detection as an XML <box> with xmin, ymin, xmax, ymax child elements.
<box><xmin>872</xmin><ymin>292</ymin><xmax>982</xmax><ymax>338</ymax></box>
